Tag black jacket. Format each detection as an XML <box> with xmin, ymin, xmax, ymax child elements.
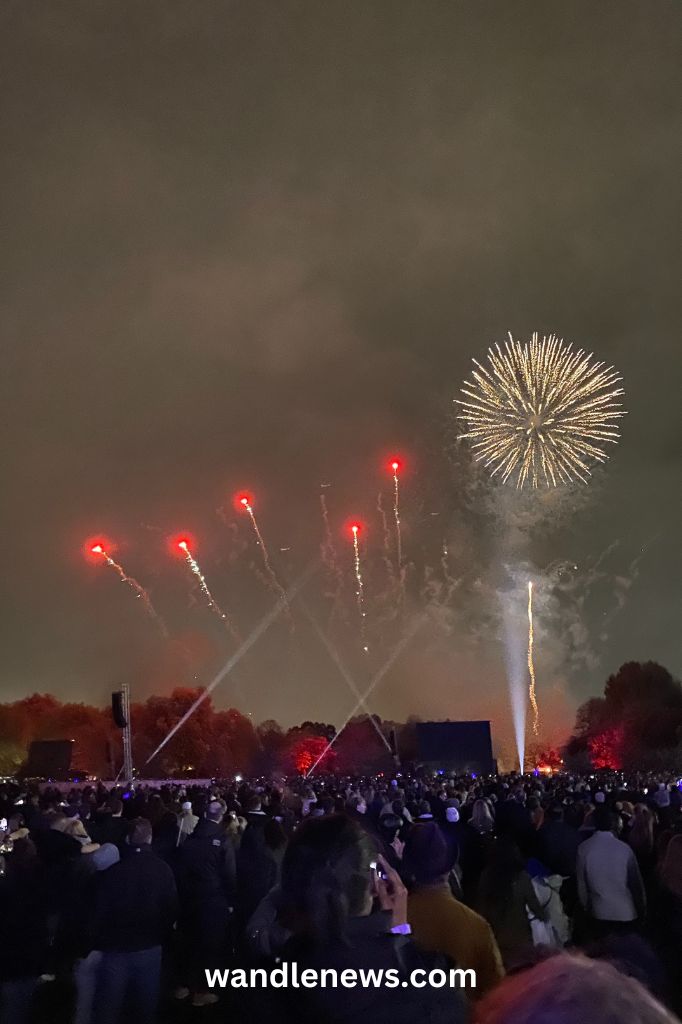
<box><xmin>249</xmin><ymin>912</ymin><xmax>467</xmax><ymax>1024</ymax></box>
<box><xmin>537</xmin><ymin>819</ymin><xmax>580</xmax><ymax>877</ymax></box>
<box><xmin>174</xmin><ymin>818</ymin><xmax>236</xmax><ymax>908</ymax></box>
<box><xmin>0</xmin><ymin>855</ymin><xmax>49</xmax><ymax>981</ymax></box>
<box><xmin>89</xmin><ymin>814</ymin><xmax>129</xmax><ymax>850</ymax></box>
<box><xmin>92</xmin><ymin>844</ymin><xmax>178</xmax><ymax>952</ymax></box>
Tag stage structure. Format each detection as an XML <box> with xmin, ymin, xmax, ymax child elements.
<box><xmin>415</xmin><ymin>720</ymin><xmax>495</xmax><ymax>774</ymax></box>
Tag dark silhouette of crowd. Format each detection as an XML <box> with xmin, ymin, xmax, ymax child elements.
<box><xmin>1</xmin><ymin>767</ymin><xmax>681</xmax><ymax>1023</ymax></box>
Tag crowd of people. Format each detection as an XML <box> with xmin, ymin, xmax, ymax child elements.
<box><xmin>1</xmin><ymin>766</ymin><xmax>681</xmax><ymax>1023</ymax></box>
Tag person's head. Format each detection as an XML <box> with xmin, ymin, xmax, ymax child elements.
<box><xmin>281</xmin><ymin>815</ymin><xmax>376</xmax><ymax>945</ymax></box>
<box><xmin>91</xmin><ymin>843</ymin><xmax>120</xmax><ymax>872</ymax></box>
<box><xmin>127</xmin><ymin>818</ymin><xmax>152</xmax><ymax>848</ymax></box>
<box><xmin>476</xmin><ymin>952</ymin><xmax>678</xmax><ymax>1024</ymax></box>
<box><xmin>471</xmin><ymin>798</ymin><xmax>494</xmax><ymax>829</ymax></box>
<box><xmin>416</xmin><ymin>799</ymin><xmax>432</xmax><ymax>818</ymax></box>
<box><xmin>593</xmin><ymin>808</ymin><xmax>618</xmax><ymax>833</ymax></box>
<box><xmin>108</xmin><ymin>798</ymin><xmax>123</xmax><ymax>817</ymax></box>
<box><xmin>181</xmin><ymin>800</ymin><xmax>193</xmax><ymax>814</ymax></box>
<box><xmin>207</xmin><ymin>800</ymin><xmax>224</xmax><ymax>823</ymax></box>
<box><xmin>346</xmin><ymin>793</ymin><xmax>367</xmax><ymax>816</ymax></box>
<box><xmin>246</xmin><ymin>794</ymin><xmax>262</xmax><ymax>814</ymax></box>
<box><xmin>547</xmin><ymin>803</ymin><xmax>564</xmax><ymax>822</ymax></box>
<box><xmin>404</xmin><ymin>822</ymin><xmax>454</xmax><ymax>885</ymax></box>
<box><xmin>378</xmin><ymin>812</ymin><xmax>402</xmax><ymax>845</ymax></box>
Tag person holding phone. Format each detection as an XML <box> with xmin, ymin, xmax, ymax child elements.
<box><xmin>269</xmin><ymin>814</ymin><xmax>466</xmax><ymax>1024</ymax></box>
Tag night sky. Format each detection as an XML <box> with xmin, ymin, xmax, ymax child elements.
<box><xmin>2</xmin><ymin>1</ymin><xmax>681</xmax><ymax>754</ymax></box>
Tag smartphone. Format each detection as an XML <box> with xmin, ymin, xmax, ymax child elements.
<box><xmin>0</xmin><ymin>818</ymin><xmax>7</xmax><ymax>832</ymax></box>
<box><xmin>370</xmin><ymin>860</ymin><xmax>388</xmax><ymax>881</ymax></box>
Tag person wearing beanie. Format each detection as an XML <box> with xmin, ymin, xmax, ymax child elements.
<box><xmin>405</xmin><ymin>822</ymin><xmax>504</xmax><ymax>997</ymax></box>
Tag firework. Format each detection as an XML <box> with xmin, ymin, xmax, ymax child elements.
<box><xmin>350</xmin><ymin>523</ymin><xmax>368</xmax><ymax>651</ymax></box>
<box><xmin>238</xmin><ymin>494</ymin><xmax>292</xmax><ymax>623</ymax></box>
<box><xmin>527</xmin><ymin>580</ymin><xmax>539</xmax><ymax>735</ymax></box>
<box><xmin>90</xmin><ymin>543</ymin><xmax>168</xmax><ymax>637</ymax></box>
<box><xmin>457</xmin><ymin>332</ymin><xmax>625</xmax><ymax>488</ymax></box>
<box><xmin>376</xmin><ymin>491</ymin><xmax>396</xmax><ymax>586</ymax></box>
<box><xmin>389</xmin><ymin>458</ymin><xmax>404</xmax><ymax>574</ymax></box>
<box><xmin>176</xmin><ymin>538</ymin><xmax>239</xmax><ymax>642</ymax></box>
<box><xmin>320</xmin><ymin>491</ymin><xmax>345</xmax><ymax>621</ymax></box>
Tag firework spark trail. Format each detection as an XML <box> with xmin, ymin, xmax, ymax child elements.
<box><xmin>391</xmin><ymin>460</ymin><xmax>404</xmax><ymax>588</ymax></box>
<box><xmin>145</xmin><ymin>564</ymin><xmax>316</xmax><ymax>765</ymax></box>
<box><xmin>457</xmin><ymin>332</ymin><xmax>625</xmax><ymax>489</ymax></box>
<box><xmin>91</xmin><ymin>545</ymin><xmax>168</xmax><ymax>637</ymax></box>
<box><xmin>441</xmin><ymin>540</ymin><xmax>458</xmax><ymax>602</ymax></box>
<box><xmin>351</xmin><ymin>524</ymin><xmax>368</xmax><ymax>652</ymax></box>
<box><xmin>319</xmin><ymin>492</ymin><xmax>346</xmax><ymax>626</ymax></box>
<box><xmin>376</xmin><ymin>492</ymin><xmax>396</xmax><ymax>586</ymax></box>
<box><xmin>177</xmin><ymin>541</ymin><xmax>240</xmax><ymax>642</ymax></box>
<box><xmin>305</xmin><ymin>616</ymin><xmax>426</xmax><ymax>777</ymax></box>
<box><xmin>240</xmin><ymin>497</ymin><xmax>293</xmax><ymax>626</ymax></box>
<box><xmin>300</xmin><ymin>602</ymin><xmax>392</xmax><ymax>754</ymax></box>
<box><xmin>527</xmin><ymin>580</ymin><xmax>539</xmax><ymax>735</ymax></box>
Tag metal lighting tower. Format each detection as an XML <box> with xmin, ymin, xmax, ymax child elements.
<box><xmin>121</xmin><ymin>684</ymin><xmax>134</xmax><ymax>784</ymax></box>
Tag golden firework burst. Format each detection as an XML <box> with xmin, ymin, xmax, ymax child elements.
<box><xmin>457</xmin><ymin>332</ymin><xmax>625</xmax><ymax>488</ymax></box>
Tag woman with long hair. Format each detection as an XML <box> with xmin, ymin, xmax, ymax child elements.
<box><xmin>273</xmin><ymin>814</ymin><xmax>466</xmax><ymax>1024</ymax></box>
<box><xmin>477</xmin><ymin>836</ymin><xmax>547</xmax><ymax>969</ymax></box>
<box><xmin>469</xmin><ymin>799</ymin><xmax>495</xmax><ymax>836</ymax></box>
<box><xmin>627</xmin><ymin>804</ymin><xmax>655</xmax><ymax>875</ymax></box>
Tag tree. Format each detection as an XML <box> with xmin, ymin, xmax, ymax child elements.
<box><xmin>569</xmin><ymin>662</ymin><xmax>682</xmax><ymax>770</ymax></box>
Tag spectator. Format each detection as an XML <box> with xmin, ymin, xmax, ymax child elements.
<box><xmin>174</xmin><ymin>800</ymin><xmax>236</xmax><ymax>1007</ymax></box>
<box><xmin>537</xmin><ymin>804</ymin><xmax>579</xmax><ymax>878</ymax></box>
<box><xmin>477</xmin><ymin>836</ymin><xmax>548</xmax><ymax>968</ymax></box>
<box><xmin>628</xmin><ymin>805</ymin><xmax>656</xmax><ymax>873</ymax></box>
<box><xmin>91</xmin><ymin>818</ymin><xmax>178</xmax><ymax>1024</ymax></box>
<box><xmin>475</xmin><ymin>952</ymin><xmax>678</xmax><ymax>1024</ymax></box>
<box><xmin>90</xmin><ymin>799</ymin><xmax>129</xmax><ymax>849</ymax></box>
<box><xmin>276</xmin><ymin>814</ymin><xmax>467</xmax><ymax>1023</ymax></box>
<box><xmin>0</xmin><ymin>836</ymin><xmax>49</xmax><ymax>1024</ymax></box>
<box><xmin>404</xmin><ymin>821</ymin><xmax>504</xmax><ymax>997</ymax></box>
<box><xmin>576</xmin><ymin>808</ymin><xmax>646</xmax><ymax>940</ymax></box>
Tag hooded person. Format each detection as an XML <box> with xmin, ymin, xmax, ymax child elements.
<box><xmin>404</xmin><ymin>821</ymin><xmax>504</xmax><ymax>998</ymax></box>
<box><xmin>72</xmin><ymin>844</ymin><xmax>121</xmax><ymax>1024</ymax></box>
<box><xmin>91</xmin><ymin>819</ymin><xmax>178</xmax><ymax>1024</ymax></box>
<box><xmin>176</xmin><ymin>801</ymin><xmax>199</xmax><ymax>846</ymax></box>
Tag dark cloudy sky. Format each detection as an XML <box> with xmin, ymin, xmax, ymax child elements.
<box><xmin>2</xmin><ymin>1</ymin><xmax>681</xmax><ymax>754</ymax></box>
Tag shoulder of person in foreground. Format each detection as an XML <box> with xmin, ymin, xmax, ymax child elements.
<box><xmin>475</xmin><ymin>952</ymin><xmax>678</xmax><ymax>1024</ymax></box>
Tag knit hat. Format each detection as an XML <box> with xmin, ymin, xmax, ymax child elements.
<box><xmin>404</xmin><ymin>821</ymin><xmax>455</xmax><ymax>883</ymax></box>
